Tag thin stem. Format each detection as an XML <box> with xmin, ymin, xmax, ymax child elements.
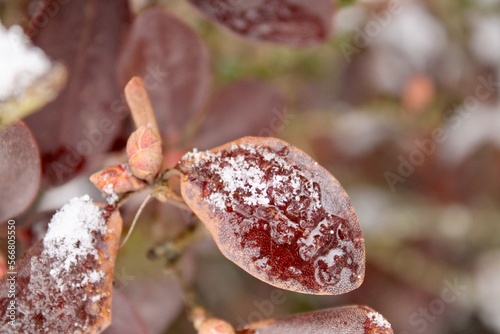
<box><xmin>119</xmin><ymin>193</ymin><xmax>152</xmax><ymax>248</ymax></box>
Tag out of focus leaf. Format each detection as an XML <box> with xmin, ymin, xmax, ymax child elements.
<box><xmin>193</xmin><ymin>80</ymin><xmax>288</xmax><ymax>150</ymax></box>
<box><xmin>103</xmin><ymin>289</ymin><xmax>147</xmax><ymax>334</ymax></box>
<box><xmin>238</xmin><ymin>305</ymin><xmax>393</xmax><ymax>333</ymax></box>
<box><xmin>117</xmin><ymin>8</ymin><xmax>210</xmax><ymax>148</ymax></box>
<box><xmin>0</xmin><ymin>196</ymin><xmax>122</xmax><ymax>333</ymax></box>
<box><xmin>24</xmin><ymin>0</ymin><xmax>131</xmax><ymax>185</ymax></box>
<box><xmin>0</xmin><ymin>121</ymin><xmax>41</xmax><ymax>222</ymax></box>
<box><xmin>187</xmin><ymin>0</ymin><xmax>334</xmax><ymax>46</ymax></box>
<box><xmin>0</xmin><ymin>64</ymin><xmax>67</xmax><ymax>129</ymax></box>
<box><xmin>178</xmin><ymin>137</ymin><xmax>365</xmax><ymax>295</ymax></box>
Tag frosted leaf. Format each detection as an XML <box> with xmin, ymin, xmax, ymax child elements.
<box><xmin>239</xmin><ymin>305</ymin><xmax>393</xmax><ymax>334</ymax></box>
<box><xmin>178</xmin><ymin>137</ymin><xmax>365</xmax><ymax>295</ymax></box>
<box><xmin>0</xmin><ymin>22</ymin><xmax>51</xmax><ymax>101</ymax></box>
<box><xmin>0</xmin><ymin>196</ymin><xmax>122</xmax><ymax>333</ymax></box>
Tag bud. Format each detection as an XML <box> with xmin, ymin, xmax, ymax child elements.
<box><xmin>90</xmin><ymin>164</ymin><xmax>146</xmax><ymax>204</ymax></box>
<box><xmin>127</xmin><ymin>126</ymin><xmax>162</xmax><ymax>183</ymax></box>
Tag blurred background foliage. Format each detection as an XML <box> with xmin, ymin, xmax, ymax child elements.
<box><xmin>2</xmin><ymin>0</ymin><xmax>500</xmax><ymax>333</ymax></box>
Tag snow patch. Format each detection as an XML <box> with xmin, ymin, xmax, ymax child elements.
<box><xmin>0</xmin><ymin>21</ymin><xmax>52</xmax><ymax>101</ymax></box>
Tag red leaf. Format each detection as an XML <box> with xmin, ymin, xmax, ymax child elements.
<box><xmin>117</xmin><ymin>8</ymin><xmax>211</xmax><ymax>147</ymax></box>
<box><xmin>187</xmin><ymin>0</ymin><xmax>334</xmax><ymax>46</ymax></box>
<box><xmin>0</xmin><ymin>121</ymin><xmax>41</xmax><ymax>222</ymax></box>
<box><xmin>193</xmin><ymin>80</ymin><xmax>288</xmax><ymax>150</ymax></box>
<box><xmin>0</xmin><ymin>196</ymin><xmax>122</xmax><ymax>333</ymax></box>
<box><xmin>239</xmin><ymin>305</ymin><xmax>393</xmax><ymax>333</ymax></box>
<box><xmin>178</xmin><ymin>137</ymin><xmax>365</xmax><ymax>295</ymax></box>
<box><xmin>24</xmin><ymin>0</ymin><xmax>131</xmax><ymax>185</ymax></box>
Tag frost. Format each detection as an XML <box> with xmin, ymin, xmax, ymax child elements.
<box><xmin>103</xmin><ymin>183</ymin><xmax>119</xmax><ymax>205</ymax></box>
<box><xmin>0</xmin><ymin>21</ymin><xmax>52</xmax><ymax>101</ymax></box>
<box><xmin>180</xmin><ymin>138</ymin><xmax>364</xmax><ymax>294</ymax></box>
<box><xmin>42</xmin><ymin>195</ymin><xmax>106</xmax><ymax>291</ymax></box>
<box><xmin>367</xmin><ymin>311</ymin><xmax>392</xmax><ymax>329</ymax></box>
<box><xmin>181</xmin><ymin>144</ymin><xmax>320</xmax><ymax>213</ymax></box>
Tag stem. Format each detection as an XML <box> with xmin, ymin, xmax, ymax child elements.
<box><xmin>119</xmin><ymin>193</ymin><xmax>152</xmax><ymax>248</ymax></box>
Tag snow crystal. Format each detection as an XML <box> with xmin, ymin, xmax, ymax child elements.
<box><xmin>103</xmin><ymin>183</ymin><xmax>119</xmax><ymax>205</ymax></box>
<box><xmin>0</xmin><ymin>21</ymin><xmax>52</xmax><ymax>101</ymax></box>
<box><xmin>42</xmin><ymin>195</ymin><xmax>106</xmax><ymax>291</ymax></box>
<box><xmin>181</xmin><ymin>143</ymin><xmax>320</xmax><ymax>213</ymax></box>
<box><xmin>367</xmin><ymin>311</ymin><xmax>392</xmax><ymax>329</ymax></box>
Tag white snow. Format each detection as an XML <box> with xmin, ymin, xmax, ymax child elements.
<box><xmin>0</xmin><ymin>21</ymin><xmax>52</xmax><ymax>101</ymax></box>
<box><xmin>367</xmin><ymin>311</ymin><xmax>392</xmax><ymax>329</ymax></box>
<box><xmin>181</xmin><ymin>143</ymin><xmax>318</xmax><ymax>212</ymax></box>
<box><xmin>42</xmin><ymin>195</ymin><xmax>106</xmax><ymax>291</ymax></box>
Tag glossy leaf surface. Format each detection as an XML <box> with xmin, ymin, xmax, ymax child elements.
<box><xmin>0</xmin><ymin>121</ymin><xmax>41</xmax><ymax>222</ymax></box>
<box><xmin>178</xmin><ymin>137</ymin><xmax>365</xmax><ymax>295</ymax></box>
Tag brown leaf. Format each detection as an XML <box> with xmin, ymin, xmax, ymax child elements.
<box><xmin>187</xmin><ymin>0</ymin><xmax>334</xmax><ymax>46</ymax></box>
<box><xmin>0</xmin><ymin>196</ymin><xmax>122</xmax><ymax>333</ymax></box>
<box><xmin>24</xmin><ymin>0</ymin><xmax>131</xmax><ymax>185</ymax></box>
<box><xmin>117</xmin><ymin>8</ymin><xmax>211</xmax><ymax>147</ymax></box>
<box><xmin>0</xmin><ymin>121</ymin><xmax>41</xmax><ymax>222</ymax></box>
<box><xmin>90</xmin><ymin>164</ymin><xmax>147</xmax><ymax>204</ymax></box>
<box><xmin>193</xmin><ymin>80</ymin><xmax>288</xmax><ymax>150</ymax></box>
<box><xmin>238</xmin><ymin>305</ymin><xmax>393</xmax><ymax>333</ymax></box>
<box><xmin>178</xmin><ymin>137</ymin><xmax>365</xmax><ymax>295</ymax></box>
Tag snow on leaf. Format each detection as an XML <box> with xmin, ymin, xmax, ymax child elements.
<box><xmin>237</xmin><ymin>305</ymin><xmax>393</xmax><ymax>334</ymax></box>
<box><xmin>178</xmin><ymin>137</ymin><xmax>365</xmax><ymax>295</ymax></box>
<box><xmin>0</xmin><ymin>196</ymin><xmax>122</xmax><ymax>333</ymax></box>
<box><xmin>0</xmin><ymin>21</ymin><xmax>51</xmax><ymax>102</ymax></box>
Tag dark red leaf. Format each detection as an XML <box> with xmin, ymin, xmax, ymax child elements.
<box><xmin>187</xmin><ymin>0</ymin><xmax>334</xmax><ymax>46</ymax></box>
<box><xmin>238</xmin><ymin>305</ymin><xmax>393</xmax><ymax>333</ymax></box>
<box><xmin>24</xmin><ymin>0</ymin><xmax>131</xmax><ymax>185</ymax></box>
<box><xmin>193</xmin><ymin>80</ymin><xmax>288</xmax><ymax>150</ymax></box>
<box><xmin>0</xmin><ymin>121</ymin><xmax>41</xmax><ymax>222</ymax></box>
<box><xmin>117</xmin><ymin>8</ymin><xmax>211</xmax><ymax>147</ymax></box>
<box><xmin>178</xmin><ymin>137</ymin><xmax>365</xmax><ymax>295</ymax></box>
<box><xmin>103</xmin><ymin>289</ymin><xmax>148</xmax><ymax>334</ymax></box>
<box><xmin>0</xmin><ymin>197</ymin><xmax>122</xmax><ymax>333</ymax></box>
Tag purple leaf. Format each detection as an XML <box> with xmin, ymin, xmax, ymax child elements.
<box><xmin>24</xmin><ymin>0</ymin><xmax>131</xmax><ymax>185</ymax></box>
<box><xmin>103</xmin><ymin>289</ymin><xmax>148</xmax><ymax>334</ymax></box>
<box><xmin>187</xmin><ymin>0</ymin><xmax>334</xmax><ymax>46</ymax></box>
<box><xmin>0</xmin><ymin>121</ymin><xmax>41</xmax><ymax>222</ymax></box>
<box><xmin>117</xmin><ymin>8</ymin><xmax>211</xmax><ymax>147</ymax></box>
<box><xmin>178</xmin><ymin>137</ymin><xmax>365</xmax><ymax>295</ymax></box>
<box><xmin>193</xmin><ymin>80</ymin><xmax>288</xmax><ymax>150</ymax></box>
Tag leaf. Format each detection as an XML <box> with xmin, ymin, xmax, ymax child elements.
<box><xmin>0</xmin><ymin>196</ymin><xmax>122</xmax><ymax>333</ymax></box>
<box><xmin>0</xmin><ymin>121</ymin><xmax>41</xmax><ymax>222</ymax></box>
<box><xmin>178</xmin><ymin>137</ymin><xmax>365</xmax><ymax>295</ymax></box>
<box><xmin>24</xmin><ymin>0</ymin><xmax>132</xmax><ymax>185</ymax></box>
<box><xmin>193</xmin><ymin>80</ymin><xmax>288</xmax><ymax>150</ymax></box>
<box><xmin>103</xmin><ymin>289</ymin><xmax>148</xmax><ymax>334</ymax></box>
<box><xmin>117</xmin><ymin>8</ymin><xmax>211</xmax><ymax>147</ymax></box>
<box><xmin>187</xmin><ymin>0</ymin><xmax>334</xmax><ymax>46</ymax></box>
<box><xmin>238</xmin><ymin>305</ymin><xmax>393</xmax><ymax>333</ymax></box>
